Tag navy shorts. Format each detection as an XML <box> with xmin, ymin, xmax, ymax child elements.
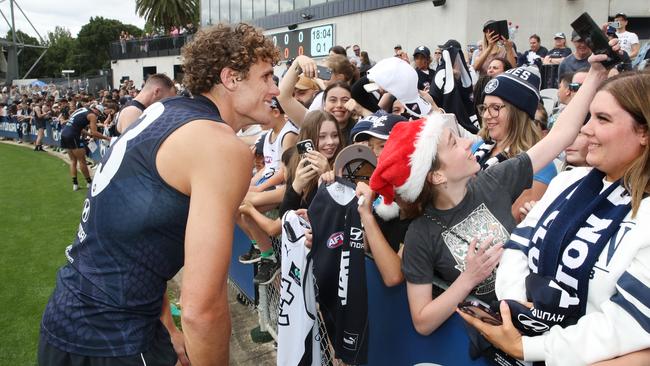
<box><xmin>60</xmin><ymin>133</ymin><xmax>85</xmax><ymax>150</ymax></box>
<box><xmin>38</xmin><ymin>325</ymin><xmax>177</xmax><ymax>366</ymax></box>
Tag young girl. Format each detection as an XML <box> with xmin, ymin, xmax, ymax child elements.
<box><xmin>244</xmin><ymin>110</ymin><xmax>343</xmax><ymax>284</ymax></box>
<box><xmin>472</xmin><ymin>66</ymin><xmax>557</xmax><ymax>222</ymax></box>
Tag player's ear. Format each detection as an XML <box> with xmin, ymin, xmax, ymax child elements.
<box><xmin>220</xmin><ymin>67</ymin><xmax>240</xmax><ymax>91</ymax></box>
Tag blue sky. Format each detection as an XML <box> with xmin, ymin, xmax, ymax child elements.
<box><xmin>0</xmin><ymin>0</ymin><xmax>147</xmax><ymax>41</ymax></box>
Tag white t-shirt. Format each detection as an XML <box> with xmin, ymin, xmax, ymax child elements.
<box><xmin>307</xmin><ymin>91</ymin><xmax>324</xmax><ymax>112</ymax></box>
<box><xmin>616</xmin><ymin>31</ymin><xmax>639</xmax><ymax>55</ymax></box>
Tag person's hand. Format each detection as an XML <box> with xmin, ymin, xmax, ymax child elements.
<box><xmin>292</xmin><ymin>159</ymin><xmax>319</xmax><ymax>193</ymax></box>
<box><xmin>457</xmin><ymin>300</ymin><xmax>524</xmax><ymax>360</ymax></box>
<box><xmin>459</xmin><ymin>236</ymin><xmax>503</xmax><ymax>288</ymax></box>
<box><xmin>500</xmin><ymin>36</ymin><xmax>514</xmax><ymax>50</ymax></box>
<box><xmin>295</xmin><ymin>208</ymin><xmax>309</xmax><ymax>222</ymax></box>
<box><xmin>319</xmin><ymin>169</ymin><xmax>335</xmax><ymax>185</ymax></box>
<box><xmin>295</xmin><ymin>209</ymin><xmax>312</xmax><ymax>248</ymax></box>
<box><xmin>239</xmin><ymin>199</ymin><xmax>254</xmax><ymax>214</ymax></box>
<box><xmin>304</xmin><ymin>150</ymin><xmax>329</xmax><ymax>175</ymax></box>
<box><xmin>169</xmin><ymin>328</ymin><xmax>191</xmax><ymax>366</ymax></box>
<box><xmin>344</xmin><ymin>98</ymin><xmax>363</xmax><ymax>116</ymax></box>
<box><xmin>518</xmin><ymin>200</ymin><xmax>537</xmax><ymax>221</ymax></box>
<box><xmin>542</xmin><ymin>55</ymin><xmax>551</xmax><ymax>65</ymax></box>
<box><xmin>485</xmin><ymin>31</ymin><xmax>499</xmax><ymax>48</ymax></box>
<box><xmin>588</xmin><ymin>38</ymin><xmax>622</xmax><ymax>74</ymax></box>
<box><xmin>355</xmin><ymin>182</ymin><xmax>375</xmax><ymax>218</ymax></box>
<box><xmin>294</xmin><ymin>55</ymin><xmax>318</xmax><ymax>78</ymax></box>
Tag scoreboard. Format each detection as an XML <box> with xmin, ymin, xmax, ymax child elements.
<box><xmin>269</xmin><ymin>24</ymin><xmax>334</xmax><ymax>60</ymax></box>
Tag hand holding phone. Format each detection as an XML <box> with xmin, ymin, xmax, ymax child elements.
<box><xmin>458</xmin><ymin>301</ymin><xmax>503</xmax><ymax>326</ymax></box>
<box><xmin>316</xmin><ymin>65</ymin><xmax>332</xmax><ymax>81</ymax></box>
<box><xmin>571</xmin><ymin>12</ymin><xmax>622</xmax><ymax>69</ymax></box>
<box><xmin>296</xmin><ymin>139</ymin><xmax>315</xmax><ymax>167</ymax></box>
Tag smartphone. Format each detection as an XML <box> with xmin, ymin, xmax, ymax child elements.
<box><xmin>484</xmin><ymin>20</ymin><xmax>509</xmax><ymax>40</ymax></box>
<box><xmin>608</xmin><ymin>21</ymin><xmax>620</xmax><ymax>29</ymax></box>
<box><xmin>571</xmin><ymin>12</ymin><xmax>622</xmax><ymax>69</ymax></box>
<box><xmin>458</xmin><ymin>301</ymin><xmax>503</xmax><ymax>326</ymax></box>
<box><xmin>316</xmin><ymin>65</ymin><xmax>332</xmax><ymax>81</ymax></box>
<box><xmin>296</xmin><ymin>139</ymin><xmax>315</xmax><ymax>166</ymax></box>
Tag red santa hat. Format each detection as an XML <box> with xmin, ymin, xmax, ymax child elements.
<box><xmin>370</xmin><ymin>113</ymin><xmax>456</xmax><ymax>212</ymax></box>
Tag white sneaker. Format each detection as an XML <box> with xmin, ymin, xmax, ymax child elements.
<box><xmin>73</xmin><ymin>184</ymin><xmax>79</xmax><ymax>191</ymax></box>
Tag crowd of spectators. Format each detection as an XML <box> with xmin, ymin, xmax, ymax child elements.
<box><xmin>227</xmin><ymin>13</ymin><xmax>650</xmax><ymax>366</ymax></box>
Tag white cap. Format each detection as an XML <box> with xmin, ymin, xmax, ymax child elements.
<box><xmin>366</xmin><ymin>57</ymin><xmax>432</xmax><ymax>118</ymax></box>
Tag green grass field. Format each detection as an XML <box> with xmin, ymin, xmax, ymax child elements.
<box><xmin>0</xmin><ymin>143</ymin><xmax>86</xmax><ymax>365</ymax></box>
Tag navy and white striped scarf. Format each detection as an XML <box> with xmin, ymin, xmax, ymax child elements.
<box><xmin>504</xmin><ymin>169</ymin><xmax>631</xmax><ymax>336</ymax></box>
<box><xmin>473</xmin><ymin>140</ymin><xmax>509</xmax><ymax>170</ymax></box>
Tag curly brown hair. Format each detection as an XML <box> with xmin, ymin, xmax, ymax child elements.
<box><xmin>181</xmin><ymin>23</ymin><xmax>280</xmax><ymax>95</ymax></box>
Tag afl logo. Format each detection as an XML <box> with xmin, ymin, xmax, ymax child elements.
<box><xmin>327</xmin><ymin>232</ymin><xmax>344</xmax><ymax>249</ymax></box>
<box><xmin>484</xmin><ymin>79</ymin><xmax>499</xmax><ymax>94</ymax></box>
<box><xmin>81</xmin><ymin>198</ymin><xmax>91</xmax><ymax>223</ymax></box>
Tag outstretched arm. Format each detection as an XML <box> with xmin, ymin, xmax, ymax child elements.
<box><xmin>526</xmin><ymin>48</ymin><xmax>615</xmax><ymax>174</ymax></box>
<box><xmin>278</xmin><ymin>55</ymin><xmax>317</xmax><ymax>126</ymax></box>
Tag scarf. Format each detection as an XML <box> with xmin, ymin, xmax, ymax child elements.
<box><xmin>473</xmin><ymin>140</ymin><xmax>509</xmax><ymax>170</ymax></box>
<box><xmin>505</xmin><ymin>169</ymin><xmax>631</xmax><ymax>336</ymax></box>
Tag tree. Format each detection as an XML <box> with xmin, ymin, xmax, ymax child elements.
<box><xmin>136</xmin><ymin>0</ymin><xmax>199</xmax><ymax>31</ymax></box>
<box><xmin>6</xmin><ymin>29</ymin><xmax>43</xmax><ymax>78</ymax></box>
<box><xmin>76</xmin><ymin>16</ymin><xmax>142</xmax><ymax>75</ymax></box>
<box><xmin>39</xmin><ymin>27</ymin><xmax>78</xmax><ymax>78</ymax></box>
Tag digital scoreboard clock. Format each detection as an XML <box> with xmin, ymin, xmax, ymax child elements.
<box><xmin>269</xmin><ymin>24</ymin><xmax>334</xmax><ymax>60</ymax></box>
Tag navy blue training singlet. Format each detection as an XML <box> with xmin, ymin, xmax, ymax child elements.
<box><xmin>41</xmin><ymin>95</ymin><xmax>223</xmax><ymax>357</ymax></box>
<box><xmin>61</xmin><ymin>108</ymin><xmax>92</xmax><ymax>137</ymax></box>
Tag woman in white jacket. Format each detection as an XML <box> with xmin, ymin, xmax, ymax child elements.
<box><xmin>460</xmin><ymin>63</ymin><xmax>650</xmax><ymax>364</ymax></box>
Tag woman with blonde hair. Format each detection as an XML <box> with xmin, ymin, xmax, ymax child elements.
<box><xmin>473</xmin><ymin>65</ymin><xmax>557</xmax><ymax>222</ymax></box>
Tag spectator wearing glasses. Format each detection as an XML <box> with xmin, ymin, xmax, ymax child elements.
<box><xmin>432</xmin><ymin>48</ymin><xmax>443</xmax><ymax>70</ymax></box>
<box><xmin>472</xmin><ymin>66</ymin><xmax>557</xmax><ymax>222</ymax></box>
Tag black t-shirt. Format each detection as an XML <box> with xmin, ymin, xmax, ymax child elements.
<box><xmin>401</xmin><ymin>154</ymin><xmax>533</xmax><ymax>303</ymax></box>
<box><xmin>375</xmin><ymin>214</ymin><xmax>411</xmax><ymax>253</ymax></box>
<box><xmin>547</xmin><ymin>47</ymin><xmax>572</xmax><ymax>59</ymax></box>
<box><xmin>416</xmin><ymin>68</ymin><xmax>435</xmax><ymax>91</ymax></box>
